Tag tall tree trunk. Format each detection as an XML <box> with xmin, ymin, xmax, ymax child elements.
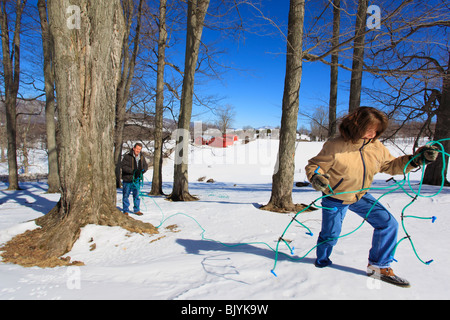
<box><xmin>1</xmin><ymin>0</ymin><xmax>157</xmax><ymax>268</ymax></box>
<box><xmin>114</xmin><ymin>0</ymin><xmax>144</xmax><ymax>188</ymax></box>
<box><xmin>37</xmin><ymin>0</ymin><xmax>60</xmax><ymax>193</ymax></box>
<box><xmin>348</xmin><ymin>0</ymin><xmax>368</xmax><ymax>112</ymax></box>
<box><xmin>0</xmin><ymin>0</ymin><xmax>27</xmax><ymax>191</ymax></box>
<box><xmin>424</xmin><ymin>52</ymin><xmax>450</xmax><ymax>186</ymax></box>
<box><xmin>0</xmin><ymin>113</ymin><xmax>6</xmax><ymax>162</ymax></box>
<box><xmin>328</xmin><ymin>0</ymin><xmax>340</xmax><ymax>138</ymax></box>
<box><xmin>261</xmin><ymin>0</ymin><xmax>306</xmax><ymax>213</ymax></box>
<box><xmin>168</xmin><ymin>0</ymin><xmax>210</xmax><ymax>202</ymax></box>
<box><xmin>150</xmin><ymin>0</ymin><xmax>168</xmax><ymax>196</ymax></box>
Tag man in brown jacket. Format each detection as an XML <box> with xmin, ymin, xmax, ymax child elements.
<box><xmin>121</xmin><ymin>143</ymin><xmax>148</xmax><ymax>216</ymax></box>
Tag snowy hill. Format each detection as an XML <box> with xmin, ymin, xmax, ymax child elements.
<box><xmin>1</xmin><ymin>139</ymin><xmax>450</xmax><ymax>300</ymax></box>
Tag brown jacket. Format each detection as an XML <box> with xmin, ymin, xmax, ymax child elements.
<box><xmin>121</xmin><ymin>150</ymin><xmax>149</xmax><ymax>183</ymax></box>
<box><xmin>306</xmin><ymin>137</ymin><xmax>416</xmax><ymax>204</ymax></box>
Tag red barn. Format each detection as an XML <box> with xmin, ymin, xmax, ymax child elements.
<box><xmin>208</xmin><ymin>134</ymin><xmax>238</xmax><ymax>148</ymax></box>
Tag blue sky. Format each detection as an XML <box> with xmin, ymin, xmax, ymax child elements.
<box><xmin>195</xmin><ymin>0</ymin><xmax>353</xmax><ymax>130</ymax></box>
<box><xmin>17</xmin><ymin>0</ymin><xmax>352</xmax><ymax>131</ymax></box>
<box><xmin>15</xmin><ymin>0</ymin><xmax>445</xmax><ymax>132</ymax></box>
<box><xmin>195</xmin><ymin>0</ymin><xmax>449</xmax><ymax>131</ymax></box>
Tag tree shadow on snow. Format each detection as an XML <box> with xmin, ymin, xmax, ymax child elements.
<box><xmin>175</xmin><ymin>238</ymin><xmax>366</xmax><ymax>277</ymax></box>
<box><xmin>0</xmin><ymin>183</ymin><xmax>58</xmax><ymax>215</ymax></box>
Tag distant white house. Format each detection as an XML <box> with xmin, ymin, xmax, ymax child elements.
<box><xmin>297</xmin><ymin>133</ymin><xmax>311</xmax><ymax>141</ymax></box>
<box><xmin>255</xmin><ymin>127</ymin><xmax>279</xmax><ymax>139</ymax></box>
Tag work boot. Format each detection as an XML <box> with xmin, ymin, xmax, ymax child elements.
<box><xmin>367</xmin><ymin>264</ymin><xmax>410</xmax><ymax>287</ymax></box>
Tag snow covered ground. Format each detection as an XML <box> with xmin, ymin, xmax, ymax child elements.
<box><xmin>1</xmin><ymin>139</ymin><xmax>450</xmax><ymax>300</ymax></box>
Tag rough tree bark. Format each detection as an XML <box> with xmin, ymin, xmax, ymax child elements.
<box><xmin>1</xmin><ymin>0</ymin><xmax>157</xmax><ymax>268</ymax></box>
<box><xmin>150</xmin><ymin>0</ymin><xmax>168</xmax><ymax>196</ymax></box>
<box><xmin>168</xmin><ymin>0</ymin><xmax>210</xmax><ymax>202</ymax></box>
<box><xmin>37</xmin><ymin>0</ymin><xmax>60</xmax><ymax>193</ymax></box>
<box><xmin>328</xmin><ymin>0</ymin><xmax>340</xmax><ymax>138</ymax></box>
<box><xmin>424</xmin><ymin>52</ymin><xmax>450</xmax><ymax>186</ymax></box>
<box><xmin>261</xmin><ymin>0</ymin><xmax>307</xmax><ymax>213</ymax></box>
<box><xmin>348</xmin><ymin>0</ymin><xmax>368</xmax><ymax>112</ymax></box>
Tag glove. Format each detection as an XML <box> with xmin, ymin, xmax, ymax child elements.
<box><xmin>311</xmin><ymin>173</ymin><xmax>331</xmax><ymax>192</ymax></box>
<box><xmin>412</xmin><ymin>145</ymin><xmax>439</xmax><ymax>166</ymax></box>
<box><xmin>133</xmin><ymin>169</ymin><xmax>143</xmax><ymax>181</ymax></box>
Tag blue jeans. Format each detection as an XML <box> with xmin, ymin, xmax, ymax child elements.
<box><xmin>122</xmin><ymin>182</ymin><xmax>141</xmax><ymax>213</ymax></box>
<box><xmin>316</xmin><ymin>193</ymin><xmax>398</xmax><ymax>268</ymax></box>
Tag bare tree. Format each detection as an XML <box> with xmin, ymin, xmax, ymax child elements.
<box><xmin>328</xmin><ymin>0</ymin><xmax>340</xmax><ymax>137</ymax></box>
<box><xmin>348</xmin><ymin>0</ymin><xmax>368</xmax><ymax>112</ymax></box>
<box><xmin>168</xmin><ymin>0</ymin><xmax>210</xmax><ymax>202</ymax></box>
<box><xmin>37</xmin><ymin>0</ymin><xmax>59</xmax><ymax>193</ymax></box>
<box><xmin>150</xmin><ymin>0</ymin><xmax>168</xmax><ymax>196</ymax></box>
<box><xmin>1</xmin><ymin>0</ymin><xmax>157</xmax><ymax>267</ymax></box>
<box><xmin>0</xmin><ymin>0</ymin><xmax>27</xmax><ymax>190</ymax></box>
<box><xmin>114</xmin><ymin>0</ymin><xmax>144</xmax><ymax>188</ymax></box>
<box><xmin>310</xmin><ymin>106</ymin><xmax>329</xmax><ymax>141</ymax></box>
<box><xmin>0</xmin><ymin>107</ymin><xmax>6</xmax><ymax>162</ymax></box>
<box><xmin>360</xmin><ymin>1</ymin><xmax>450</xmax><ymax>185</ymax></box>
<box><xmin>215</xmin><ymin>104</ymin><xmax>236</xmax><ymax>134</ymax></box>
<box><xmin>261</xmin><ymin>0</ymin><xmax>306</xmax><ymax>213</ymax></box>
<box><xmin>302</xmin><ymin>0</ymin><xmax>417</xmax><ymax>115</ymax></box>
<box><xmin>423</xmin><ymin>52</ymin><xmax>450</xmax><ymax>186</ymax></box>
